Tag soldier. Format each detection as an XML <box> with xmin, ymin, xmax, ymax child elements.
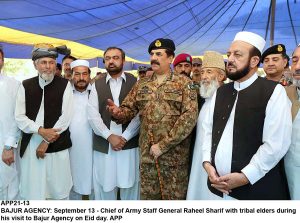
<box><xmin>137</xmin><ymin>65</ymin><xmax>148</xmax><ymax>79</ymax></box>
<box><xmin>262</xmin><ymin>44</ymin><xmax>289</xmax><ymax>82</ymax></box>
<box><xmin>191</xmin><ymin>57</ymin><xmax>202</xmax><ymax>83</ymax></box>
<box><xmin>173</xmin><ymin>53</ymin><xmax>193</xmax><ymax>78</ymax></box>
<box><xmin>107</xmin><ymin>38</ymin><xmax>198</xmax><ymax>200</ymax></box>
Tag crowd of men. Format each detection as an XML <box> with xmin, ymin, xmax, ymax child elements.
<box><xmin>1</xmin><ymin>30</ymin><xmax>300</xmax><ymax>200</ymax></box>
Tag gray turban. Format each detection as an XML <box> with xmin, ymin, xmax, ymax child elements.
<box><xmin>32</xmin><ymin>45</ymin><xmax>71</xmax><ymax>61</ymax></box>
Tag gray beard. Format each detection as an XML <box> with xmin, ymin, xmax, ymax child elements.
<box><xmin>200</xmin><ymin>79</ymin><xmax>219</xmax><ymax>98</ymax></box>
<box><xmin>40</xmin><ymin>72</ymin><xmax>55</xmax><ymax>82</ymax></box>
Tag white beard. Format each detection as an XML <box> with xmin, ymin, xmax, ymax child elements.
<box><xmin>200</xmin><ymin>79</ymin><xmax>219</xmax><ymax>98</ymax></box>
<box><xmin>40</xmin><ymin>72</ymin><xmax>54</xmax><ymax>82</ymax></box>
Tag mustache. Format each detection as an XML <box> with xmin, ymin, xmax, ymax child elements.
<box><xmin>180</xmin><ymin>71</ymin><xmax>188</xmax><ymax>75</ymax></box>
<box><xmin>76</xmin><ymin>80</ymin><xmax>87</xmax><ymax>84</ymax></box>
<box><xmin>151</xmin><ymin>60</ymin><xmax>160</xmax><ymax>65</ymax></box>
<box><xmin>227</xmin><ymin>62</ymin><xmax>236</xmax><ymax>67</ymax></box>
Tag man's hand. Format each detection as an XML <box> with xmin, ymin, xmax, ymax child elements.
<box><xmin>2</xmin><ymin>148</ymin><xmax>15</xmax><ymax>166</ymax></box>
<box><xmin>106</xmin><ymin>99</ymin><xmax>123</xmax><ymax>119</ymax></box>
<box><xmin>36</xmin><ymin>141</ymin><xmax>49</xmax><ymax>159</ymax></box>
<box><xmin>108</xmin><ymin>134</ymin><xmax>126</xmax><ymax>151</ymax></box>
<box><xmin>149</xmin><ymin>143</ymin><xmax>162</xmax><ymax>159</ymax></box>
<box><xmin>203</xmin><ymin>162</ymin><xmax>231</xmax><ymax>194</ymax></box>
<box><xmin>38</xmin><ymin>127</ymin><xmax>61</xmax><ymax>143</ymax></box>
<box><xmin>218</xmin><ymin>172</ymin><xmax>249</xmax><ymax>190</ymax></box>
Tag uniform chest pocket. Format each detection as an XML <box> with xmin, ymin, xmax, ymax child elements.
<box><xmin>136</xmin><ymin>90</ymin><xmax>153</xmax><ymax>101</ymax></box>
<box><xmin>163</xmin><ymin>89</ymin><xmax>183</xmax><ymax>102</ymax></box>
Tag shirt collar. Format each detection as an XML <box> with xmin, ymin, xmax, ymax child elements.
<box><xmin>38</xmin><ymin>74</ymin><xmax>54</xmax><ymax>88</ymax></box>
<box><xmin>148</xmin><ymin>71</ymin><xmax>173</xmax><ymax>82</ymax></box>
<box><xmin>106</xmin><ymin>72</ymin><xmax>126</xmax><ymax>83</ymax></box>
<box><xmin>234</xmin><ymin>73</ymin><xmax>258</xmax><ymax>91</ymax></box>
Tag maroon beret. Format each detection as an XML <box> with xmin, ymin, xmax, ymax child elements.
<box><xmin>173</xmin><ymin>53</ymin><xmax>192</xmax><ymax>67</ymax></box>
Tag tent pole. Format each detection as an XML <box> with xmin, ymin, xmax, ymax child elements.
<box><xmin>270</xmin><ymin>0</ymin><xmax>276</xmax><ymax>46</ymax></box>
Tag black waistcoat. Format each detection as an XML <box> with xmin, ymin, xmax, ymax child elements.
<box><xmin>20</xmin><ymin>75</ymin><xmax>72</xmax><ymax>158</ymax></box>
<box><xmin>93</xmin><ymin>73</ymin><xmax>139</xmax><ymax>154</ymax></box>
<box><xmin>209</xmin><ymin>77</ymin><xmax>290</xmax><ymax>200</ymax></box>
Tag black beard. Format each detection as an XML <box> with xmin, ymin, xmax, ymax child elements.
<box><xmin>74</xmin><ymin>81</ymin><xmax>88</xmax><ymax>90</ymax></box>
<box><xmin>106</xmin><ymin>66</ymin><xmax>123</xmax><ymax>75</ymax></box>
<box><xmin>226</xmin><ymin>63</ymin><xmax>250</xmax><ymax>81</ymax></box>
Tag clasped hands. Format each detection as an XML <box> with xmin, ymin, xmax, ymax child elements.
<box><xmin>203</xmin><ymin>162</ymin><xmax>249</xmax><ymax>194</ymax></box>
<box><xmin>108</xmin><ymin>134</ymin><xmax>127</xmax><ymax>151</ymax></box>
<box><xmin>36</xmin><ymin>127</ymin><xmax>61</xmax><ymax>159</ymax></box>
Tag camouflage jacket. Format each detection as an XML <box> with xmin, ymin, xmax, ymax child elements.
<box><xmin>118</xmin><ymin>72</ymin><xmax>198</xmax><ymax>166</ymax></box>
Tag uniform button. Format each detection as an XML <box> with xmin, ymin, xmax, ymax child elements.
<box><xmin>222</xmin><ymin>116</ymin><xmax>225</xmax><ymax>120</ymax></box>
<box><xmin>232</xmin><ymin>92</ymin><xmax>235</xmax><ymax>95</ymax></box>
<box><xmin>217</xmin><ymin>130</ymin><xmax>220</xmax><ymax>134</ymax></box>
<box><xmin>227</xmin><ymin>105</ymin><xmax>230</xmax><ymax>108</ymax></box>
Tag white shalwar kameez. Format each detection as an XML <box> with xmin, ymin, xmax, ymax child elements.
<box><xmin>88</xmin><ymin>73</ymin><xmax>140</xmax><ymax>200</ymax></box>
<box><xmin>202</xmin><ymin>74</ymin><xmax>292</xmax><ymax>199</ymax></box>
<box><xmin>0</xmin><ymin>74</ymin><xmax>20</xmax><ymax>200</ymax></box>
<box><xmin>285</xmin><ymin>88</ymin><xmax>300</xmax><ymax>200</ymax></box>
<box><xmin>15</xmin><ymin>75</ymin><xmax>73</xmax><ymax>200</ymax></box>
<box><xmin>69</xmin><ymin>85</ymin><xmax>93</xmax><ymax>198</ymax></box>
<box><xmin>187</xmin><ymin>98</ymin><xmax>220</xmax><ymax>200</ymax></box>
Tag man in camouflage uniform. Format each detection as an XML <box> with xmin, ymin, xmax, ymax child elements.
<box><xmin>107</xmin><ymin>38</ymin><xmax>198</xmax><ymax>199</ymax></box>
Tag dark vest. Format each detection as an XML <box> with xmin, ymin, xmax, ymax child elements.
<box><xmin>209</xmin><ymin>77</ymin><xmax>290</xmax><ymax>200</ymax></box>
<box><xmin>93</xmin><ymin>73</ymin><xmax>139</xmax><ymax>154</ymax></box>
<box><xmin>20</xmin><ymin>75</ymin><xmax>72</xmax><ymax>158</ymax></box>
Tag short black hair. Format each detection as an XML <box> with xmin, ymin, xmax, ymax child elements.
<box><xmin>104</xmin><ymin>47</ymin><xmax>126</xmax><ymax>60</ymax></box>
<box><xmin>249</xmin><ymin>46</ymin><xmax>261</xmax><ymax>67</ymax></box>
<box><xmin>62</xmin><ymin>55</ymin><xmax>77</xmax><ymax>63</ymax></box>
<box><xmin>165</xmin><ymin>49</ymin><xmax>175</xmax><ymax>58</ymax></box>
<box><xmin>56</xmin><ymin>63</ymin><xmax>62</xmax><ymax>71</ymax></box>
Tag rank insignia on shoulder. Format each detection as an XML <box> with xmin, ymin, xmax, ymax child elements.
<box><xmin>139</xmin><ymin>85</ymin><xmax>152</xmax><ymax>94</ymax></box>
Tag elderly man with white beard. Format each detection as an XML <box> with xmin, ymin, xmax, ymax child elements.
<box><xmin>284</xmin><ymin>45</ymin><xmax>300</xmax><ymax>200</ymax></box>
<box><xmin>187</xmin><ymin>51</ymin><xmax>225</xmax><ymax>200</ymax></box>
<box><xmin>15</xmin><ymin>44</ymin><xmax>73</xmax><ymax>200</ymax></box>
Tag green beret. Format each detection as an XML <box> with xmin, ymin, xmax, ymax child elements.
<box><xmin>261</xmin><ymin>44</ymin><xmax>289</xmax><ymax>62</ymax></box>
<box><xmin>148</xmin><ymin>38</ymin><xmax>175</xmax><ymax>54</ymax></box>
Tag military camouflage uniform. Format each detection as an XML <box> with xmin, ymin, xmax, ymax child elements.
<box><xmin>118</xmin><ymin>72</ymin><xmax>198</xmax><ymax>200</ymax></box>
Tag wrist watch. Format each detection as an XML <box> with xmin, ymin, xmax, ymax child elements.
<box><xmin>4</xmin><ymin>145</ymin><xmax>12</xmax><ymax>150</ymax></box>
<box><xmin>43</xmin><ymin>139</ymin><xmax>50</xmax><ymax>144</ymax></box>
